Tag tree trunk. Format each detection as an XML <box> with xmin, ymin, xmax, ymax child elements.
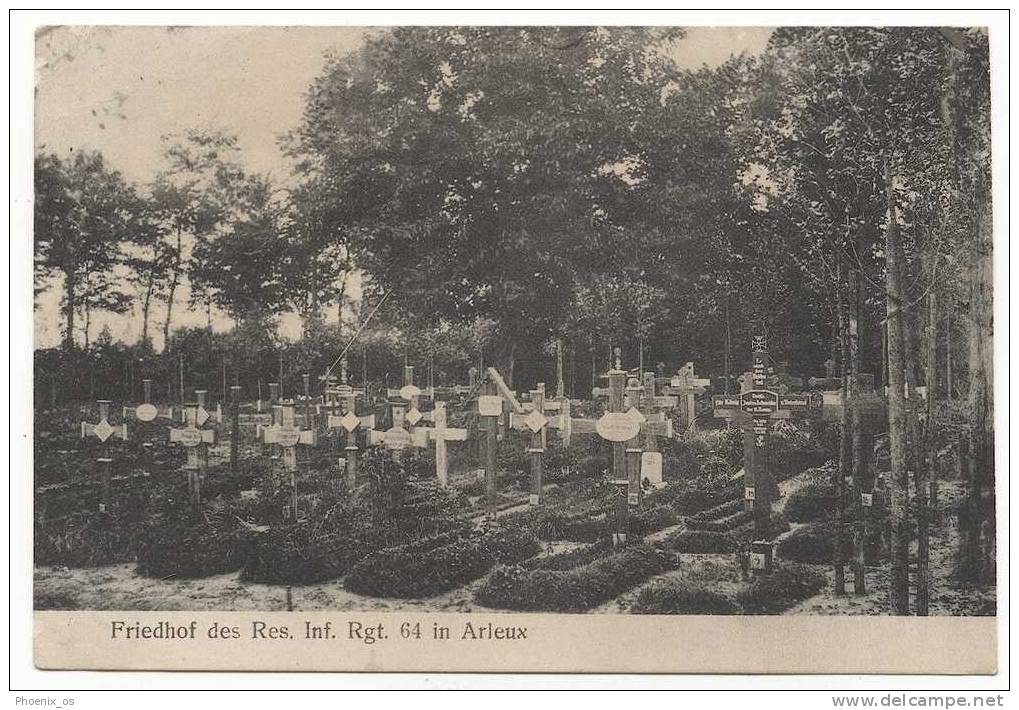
<box><xmin>63</xmin><ymin>269</ymin><xmax>76</xmax><ymax>351</ymax></box>
<box><xmin>957</xmin><ymin>179</ymin><xmax>994</xmax><ymax>583</ymax></box>
<box><xmin>849</xmin><ymin>268</ymin><xmax>867</xmax><ymax>595</ymax></box>
<box><xmin>141</xmin><ymin>268</ymin><xmax>155</xmax><ymax>351</ymax></box>
<box><xmin>163</xmin><ymin>225</ymin><xmax>183</xmax><ymax>350</ymax></box>
<box><xmin>834</xmin><ymin>254</ymin><xmax>850</xmax><ymax>596</ymax></box>
<box><xmin>884</xmin><ymin>163</ymin><xmax>911</xmax><ymax>615</ymax></box>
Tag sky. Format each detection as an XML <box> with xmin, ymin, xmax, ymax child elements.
<box><xmin>33</xmin><ymin>25</ymin><xmax>772</xmax><ymax>350</ymax></box>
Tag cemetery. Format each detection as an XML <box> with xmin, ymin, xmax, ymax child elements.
<box><xmin>32</xmin><ymin>26</ymin><xmax>995</xmax><ymax>618</ymax></box>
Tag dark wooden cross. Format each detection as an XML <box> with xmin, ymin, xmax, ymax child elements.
<box><xmin>660</xmin><ymin>362</ymin><xmax>711</xmax><ymax>432</ymax></box>
<box><xmin>712</xmin><ymin>333</ymin><xmax>822</xmax><ymax>542</ymax></box>
<box><xmin>510</xmin><ymin>384</ymin><xmax>551</xmax><ymax>505</ymax></box>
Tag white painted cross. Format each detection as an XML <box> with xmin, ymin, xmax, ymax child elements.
<box><xmin>423</xmin><ymin>402</ymin><xmax>468</xmax><ymax>487</ymax></box>
<box><xmin>261</xmin><ymin>401</ymin><xmax>316</xmax><ymax>520</ymax></box>
<box><xmin>80</xmin><ymin>399</ymin><xmax>127</xmax><ymax>513</ymax></box>
<box><xmin>122</xmin><ymin>379</ymin><xmax>173</xmax><ymax>423</ymax></box>
<box><xmin>169</xmin><ymin>403</ymin><xmax>216</xmax><ymax>510</ymax></box>
<box><xmin>81</xmin><ymin>399</ymin><xmax>128</xmax><ymax>444</ymax></box>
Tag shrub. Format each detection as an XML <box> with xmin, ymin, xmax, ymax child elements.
<box><xmin>136</xmin><ymin>518</ymin><xmax>244</xmax><ymax>579</ymax></box>
<box><xmin>474</xmin><ymin>543</ymin><xmax>677</xmax><ymax>612</ymax></box>
<box><xmin>630</xmin><ymin>504</ymin><xmax>679</xmax><ymax>535</ymax></box>
<box><xmin>690</xmin><ymin>497</ymin><xmax>744</xmax><ymax>521</ymax></box>
<box><xmin>737</xmin><ymin>563</ymin><xmax>827</xmax><ymax>614</ymax></box>
<box><xmin>35</xmin><ymin>511</ymin><xmax>140</xmax><ymax>567</ymax></box>
<box><xmin>673</xmin><ymin>485</ymin><xmax>740</xmax><ymax>516</ymax></box>
<box><xmin>776</xmin><ymin>525</ymin><xmax>837</xmax><ymax>564</ymax></box>
<box><xmin>522</xmin><ymin>540</ymin><xmax>612</xmax><ymax>571</ymax></box>
<box><xmin>784</xmin><ymin>480</ymin><xmax>836</xmax><ymax>523</ymax></box>
<box><xmin>630</xmin><ymin>580</ymin><xmax>738</xmax><ymax>615</ymax></box>
<box><xmin>666</xmin><ymin>530</ymin><xmax>738</xmax><ymax>554</ymax></box>
<box><xmin>344</xmin><ymin>527</ymin><xmax>541</xmax><ymax>598</ymax></box>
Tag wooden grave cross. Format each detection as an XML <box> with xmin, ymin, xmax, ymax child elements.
<box><xmin>122</xmin><ymin>378</ymin><xmax>174</xmax><ymax>424</ymax></box>
<box><xmin>326</xmin><ymin>382</ymin><xmax>375</xmax><ymax>489</ymax></box>
<box><xmin>168</xmin><ymin>402</ymin><xmax>216</xmax><ymax>511</ymax></box>
<box><xmin>661</xmin><ymin>362</ymin><xmax>711</xmax><ymax>432</ymax></box>
<box><xmin>509</xmin><ymin>384</ymin><xmax>551</xmax><ymax>505</ymax></box>
<box><xmin>474</xmin><ymin>367</ymin><xmax>524</xmax><ymax>518</ymax></box>
<box><xmin>595</xmin><ymin>368</ymin><xmax>641</xmax><ymax>545</ymax></box>
<box><xmin>423</xmin><ymin>402</ymin><xmax>469</xmax><ymax>488</ymax></box>
<box><xmin>80</xmin><ymin>399</ymin><xmax>128</xmax><ymax>513</ymax></box>
<box><xmin>711</xmin><ymin>334</ymin><xmax>822</xmax><ymax>542</ymax></box>
<box><xmin>262</xmin><ymin>400</ymin><xmax>316</xmax><ymax>520</ymax></box>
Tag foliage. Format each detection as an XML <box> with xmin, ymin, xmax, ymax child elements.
<box><xmin>736</xmin><ymin>563</ymin><xmax>827</xmax><ymax>614</ymax></box>
<box><xmin>784</xmin><ymin>479</ymin><xmax>836</xmax><ymax>523</ymax></box>
<box><xmin>775</xmin><ymin>525</ymin><xmax>839</xmax><ymax>565</ymax></box>
<box><xmin>474</xmin><ymin>543</ymin><xmax>677</xmax><ymax>612</ymax></box>
<box><xmin>136</xmin><ymin>517</ymin><xmax>244</xmax><ymax>579</ymax></box>
<box><xmin>344</xmin><ymin>527</ymin><xmax>540</xmax><ymax>598</ymax></box>
<box><xmin>630</xmin><ymin>580</ymin><xmax>739</xmax><ymax>615</ymax></box>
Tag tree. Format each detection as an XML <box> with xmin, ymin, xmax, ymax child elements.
<box><xmin>149</xmin><ymin>129</ymin><xmax>243</xmax><ymax>349</ymax></box>
<box><xmin>287</xmin><ymin>27</ymin><xmax>684</xmax><ymax>385</ymax></box>
<box><xmin>34</xmin><ymin>150</ymin><xmax>138</xmax><ymax>350</ymax></box>
<box><xmin>189</xmin><ymin>173</ymin><xmax>288</xmax><ymax>335</ymax></box>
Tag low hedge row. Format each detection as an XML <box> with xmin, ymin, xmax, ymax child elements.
<box><xmin>690</xmin><ymin>497</ymin><xmax>744</xmax><ymax>522</ymax></box>
<box><xmin>136</xmin><ymin>519</ymin><xmax>245</xmax><ymax>579</ymax></box>
<box><xmin>784</xmin><ymin>480</ymin><xmax>837</xmax><ymax>523</ymax></box>
<box><xmin>521</xmin><ymin>540</ymin><xmax>613</xmax><ymax>571</ymax></box>
<box><xmin>736</xmin><ymin>563</ymin><xmax>827</xmax><ymax>614</ymax></box>
<box><xmin>775</xmin><ymin>525</ymin><xmax>839</xmax><ymax>564</ymax></box>
<box><xmin>344</xmin><ymin>527</ymin><xmax>541</xmax><ymax>598</ymax></box>
<box><xmin>665</xmin><ymin>530</ymin><xmax>738</xmax><ymax>554</ymax></box>
<box><xmin>685</xmin><ymin>509</ymin><xmax>752</xmax><ymax>533</ymax></box>
<box><xmin>238</xmin><ymin>524</ymin><xmax>373</xmax><ymax>585</ymax></box>
<box><xmin>474</xmin><ymin>543</ymin><xmax>678</xmax><ymax>612</ymax></box>
<box><xmin>630</xmin><ymin>580</ymin><xmax>738</xmax><ymax>615</ymax></box>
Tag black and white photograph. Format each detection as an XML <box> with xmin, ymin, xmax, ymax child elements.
<box><xmin>18</xmin><ymin>13</ymin><xmax>1005</xmax><ymax>680</ymax></box>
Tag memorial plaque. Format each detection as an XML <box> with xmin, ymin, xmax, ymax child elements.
<box><xmin>399</xmin><ymin>384</ymin><xmax>421</xmax><ymax>401</ymax></box>
<box><xmin>596</xmin><ymin>412</ymin><xmax>641</xmax><ymax>442</ymax></box>
<box><xmin>641</xmin><ymin>451</ymin><xmax>663</xmax><ymax>485</ymax></box>
<box><xmin>135</xmin><ymin>403</ymin><xmax>158</xmax><ymax>422</ymax></box>
<box><xmin>383</xmin><ymin>426</ymin><xmax>412</xmax><ymax>449</ymax></box>
<box><xmin>478</xmin><ymin>395</ymin><xmax>503</xmax><ymax>416</ymax></box>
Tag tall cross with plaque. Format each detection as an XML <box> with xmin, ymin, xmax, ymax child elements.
<box><xmin>712</xmin><ymin>334</ymin><xmax>822</xmax><ymax>541</ymax></box>
<box><xmin>169</xmin><ymin>402</ymin><xmax>216</xmax><ymax>512</ymax></box>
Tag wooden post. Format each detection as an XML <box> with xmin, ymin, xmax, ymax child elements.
<box><xmin>481</xmin><ymin>379</ymin><xmax>500</xmax><ymax>520</ymax></box>
<box><xmin>230</xmin><ymin>385</ymin><xmax>241</xmax><ymax>475</ymax></box>
<box><xmin>608</xmin><ymin>368</ymin><xmax>628</xmax><ymax>543</ymax></box>
<box><xmin>97</xmin><ymin>457</ymin><xmax>112</xmax><ymax>515</ymax></box>
<box><xmin>555</xmin><ymin>339</ymin><xmax>565</xmax><ymax>400</ymax></box>
<box><xmin>624</xmin><ymin>377</ymin><xmax>644</xmax><ymax>509</ymax></box>
<box><xmin>528</xmin><ymin>386</ymin><xmax>546</xmax><ymax>505</ymax></box>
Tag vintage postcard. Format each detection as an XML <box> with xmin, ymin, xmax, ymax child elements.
<box><xmin>26</xmin><ymin>20</ymin><xmax>1000</xmax><ymax>675</ymax></box>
